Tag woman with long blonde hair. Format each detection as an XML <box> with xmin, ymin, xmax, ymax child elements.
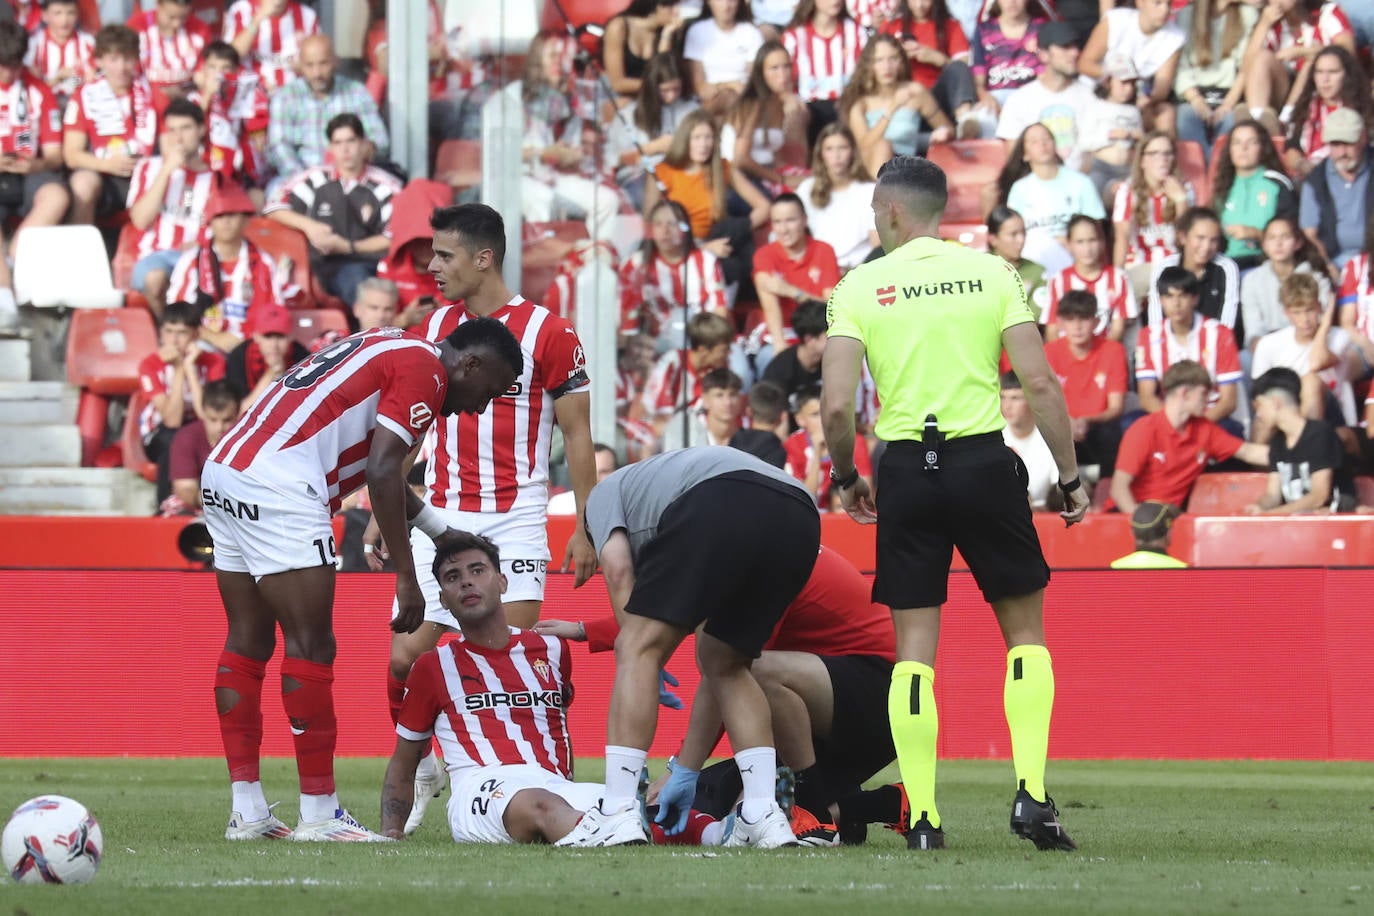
<box><xmin>1112</xmin><ymin>131</ymin><xmax>1194</xmax><ymax>296</ymax></box>
<box><xmin>1174</xmin><ymin>0</ymin><xmax>1257</xmax><ymax>160</ymax></box>
<box><xmin>840</xmin><ymin>33</ymin><xmax>952</xmax><ymax>177</ymax></box>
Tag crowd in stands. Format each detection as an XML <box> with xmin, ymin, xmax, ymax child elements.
<box><xmin>10</xmin><ymin>0</ymin><xmax>1374</xmax><ymax>526</ymax></box>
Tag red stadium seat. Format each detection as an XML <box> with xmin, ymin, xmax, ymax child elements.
<box><xmin>121</xmin><ymin>392</ymin><xmax>158</xmax><ymax>483</ymax></box>
<box><xmin>244</xmin><ymin>217</ymin><xmax>316</xmax><ymax>309</ymax></box>
<box><xmin>111</xmin><ymin>223</ymin><xmax>141</xmax><ymax>291</ymax></box>
<box><xmin>938</xmin><ymin>222</ymin><xmax>988</xmax><ymax>251</ymax></box>
<box><xmin>66</xmin><ymin>308</ymin><xmax>158</xmax><ymax>467</ymax></box>
<box><xmin>926</xmin><ymin>140</ymin><xmax>1006</xmax><ymax>223</ymax></box>
<box><xmin>1176</xmin><ymin>140</ymin><xmax>1210</xmax><ymax>207</ymax></box>
<box><xmin>288</xmin><ymin>309</ymin><xmax>350</xmax><ymax>350</ymax></box>
<box><xmin>1186</xmin><ymin>472</ymin><xmax>1269</xmax><ymax>515</ymax></box>
<box><xmin>435</xmin><ymin>140</ymin><xmax>482</xmax><ymax>194</ymax></box>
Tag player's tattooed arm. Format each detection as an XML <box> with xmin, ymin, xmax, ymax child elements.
<box><xmin>380</xmin><ymin>738</ymin><xmax>425</xmax><ymax>838</ymax></box>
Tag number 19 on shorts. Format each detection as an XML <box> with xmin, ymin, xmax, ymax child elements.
<box><xmin>313</xmin><ymin>536</ymin><xmax>338</xmax><ymax>568</ymax></box>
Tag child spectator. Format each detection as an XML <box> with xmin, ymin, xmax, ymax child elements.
<box><xmin>783</xmin><ymin>0</ymin><xmax>868</xmax><ymax>144</ymax></box>
<box><xmin>1079</xmin><ymin>0</ymin><xmax>1185</xmax><ymax>134</ymax></box>
<box><xmin>131</xmin><ymin>0</ymin><xmax>211</xmax><ymax>97</ymax></box>
<box><xmin>24</xmin><ymin>0</ymin><xmax>94</xmax><ymax>111</ymax></box>
<box><xmin>879</xmin><ymin>0</ymin><xmax>980</xmax><ymax>136</ymax></box>
<box><xmin>138</xmin><ymin>300</ymin><xmax>228</xmax><ymax>503</ymax></box>
<box><xmin>682</xmin><ymin>0</ymin><xmax>765</xmax><ymax>117</ymax></box>
<box><xmin>167</xmin><ymin>377</ymin><xmax>242</xmax><ymax>514</ymax></box>
<box><xmin>1245</xmin><ymin>366</ymin><xmax>1357</xmax><ymax>514</ymax></box>
<box><xmin>796</xmin><ymin>123</ymin><xmax>879</xmax><ymax>271</ymax></box>
<box><xmin>224</xmin><ymin>302</ymin><xmax>308</xmax><ymax>408</ymax></box>
<box><xmin>660</xmin><ymin>366</ymin><xmax>747</xmax><ymax>451</ymax></box>
<box><xmin>785</xmin><ymin>383</ymin><xmax>873</xmax><ymax>510</ymax></box>
<box><xmin>1243</xmin><ymin>215</ymin><xmax>1332</xmax><ymax>348</ymax></box>
<box><xmin>1213</xmin><ymin>121</ymin><xmax>1298</xmax><ymax>270</ymax></box>
<box><xmin>733</xmin><ymin>379</ymin><xmax>789</xmax><ymax>467</ymax></box>
<box><xmin>223</xmin><ymin>0</ymin><xmax>319</xmax><ymax>95</ymax></box>
<box><xmin>1045</xmin><ymin>214</ymin><xmax>1136</xmax><ymax>343</ymax></box>
<box><xmin>64</xmin><ymin>24</ymin><xmax>166</xmax><ymax>226</ymax></box>
<box><xmin>168</xmin><ymin>181</ymin><xmax>287</xmax><ymax>353</ymax></box>
<box><xmin>188</xmin><ymin>41</ymin><xmax>270</xmax><ymax>198</ymax></box>
<box><xmin>1044</xmin><ymin>289</ymin><xmax>1128</xmax><ymax>477</ymax></box>
<box><xmin>1109</xmin><ymin>501</ymin><xmax>1188</xmax><ymax>568</ymax></box>
<box><xmin>630</xmin><ymin>310</ymin><xmax>735</xmax><ymax>450</ymax></box>
<box><xmin>997</xmin><ymin>122</ymin><xmax>1105</xmax><ymax>274</ymax></box>
<box><xmin>723</xmin><ymin>41</ymin><xmax>809</xmax><ymax>194</ymax></box>
<box><xmin>999</xmin><ymin>371</ymin><xmax>1057</xmax><ymax>509</ymax></box>
<box><xmin>750</xmin><ymin>192</ymin><xmax>840</xmax><ymax>377</ymax></box>
<box><xmin>1251</xmin><ymin>273</ymin><xmax>1357</xmax><ymax>431</ymax></box>
<box><xmin>1078</xmin><ymin>53</ymin><xmax>1144</xmax><ymax>204</ymax></box>
<box><xmin>762</xmin><ymin>299</ymin><xmax>828</xmax><ymax>403</ymax></box>
<box><xmin>1137</xmin><ymin>266</ymin><xmax>1245</xmax><ymax>434</ymax></box>
<box><xmin>1111</xmin><ymin>359</ymin><xmax>1268</xmax><ymax>514</ymax></box>
<box><xmin>616</xmin><ymin>333</ymin><xmax>657</xmax><ymax>461</ymax></box>
<box><xmin>1146</xmin><ymin>207</ymin><xmax>1242</xmax><ymax>345</ymax></box>
<box><xmin>1112</xmin><ymin>132</ymin><xmax>1193</xmax><ymax>298</ymax></box>
<box><xmin>618</xmin><ymin>198</ymin><xmax>730</xmax><ymax>353</ymax></box>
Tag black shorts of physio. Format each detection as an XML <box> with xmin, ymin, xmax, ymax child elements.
<box><xmin>873</xmin><ymin>435</ymin><xmax>1049</xmax><ymax>609</ymax></box>
<box><xmin>815</xmin><ymin>653</ymin><xmax>896</xmax><ymax>788</ymax></box>
<box><xmin>0</xmin><ymin>170</ymin><xmax>65</xmax><ymax>222</ymax></box>
<box><xmin>625</xmin><ymin>471</ymin><xmax>820</xmax><ymax>658</ymax></box>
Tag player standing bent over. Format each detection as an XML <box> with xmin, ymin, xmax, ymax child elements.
<box><xmin>203</xmin><ymin>319</ymin><xmax>522</xmax><ymax>841</ymax></box>
<box><xmin>380</xmin><ymin>203</ymin><xmax>599</xmax><ymax>834</ymax></box>
<box><xmin>821</xmin><ymin>155</ymin><xmax>1089</xmax><ymax>852</ymax></box>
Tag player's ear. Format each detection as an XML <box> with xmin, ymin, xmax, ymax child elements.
<box><xmin>497</xmin><ymin>572</ymin><xmax>508</xmax><ymax>595</ymax></box>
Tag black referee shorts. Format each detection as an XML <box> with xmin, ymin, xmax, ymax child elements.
<box><xmin>815</xmin><ymin>654</ymin><xmax>895</xmax><ymax>788</ymax></box>
<box><xmin>624</xmin><ymin>471</ymin><xmax>821</xmax><ymax>658</ymax></box>
<box><xmin>874</xmin><ymin>436</ymin><xmax>1049</xmax><ymax>609</ymax></box>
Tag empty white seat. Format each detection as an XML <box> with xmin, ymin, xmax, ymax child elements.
<box><xmin>14</xmin><ymin>226</ymin><xmax>124</xmax><ymax>310</ymax></box>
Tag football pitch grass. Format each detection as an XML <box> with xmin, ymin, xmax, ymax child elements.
<box><xmin>2</xmin><ymin>758</ymin><xmax>1370</xmax><ymax>915</ymax></box>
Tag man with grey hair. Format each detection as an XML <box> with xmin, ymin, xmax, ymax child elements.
<box><xmin>353</xmin><ymin>277</ymin><xmax>400</xmax><ymax>330</ymax></box>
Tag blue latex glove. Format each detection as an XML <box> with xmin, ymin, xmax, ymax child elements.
<box><xmin>658</xmin><ymin>669</ymin><xmax>683</xmax><ymax>710</ymax></box>
<box><xmin>653</xmin><ymin>762</ymin><xmax>699</xmax><ymax>836</ymax></box>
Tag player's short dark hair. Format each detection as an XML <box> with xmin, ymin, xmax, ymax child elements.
<box><xmin>1161</xmin><ymin>359</ymin><xmax>1212</xmax><ymax>393</ymax></box>
<box><xmin>94</xmin><ymin>24</ymin><xmax>140</xmax><ymax>59</ymax></box>
<box><xmin>792</xmin><ymin>300</ymin><xmax>827</xmax><ymax>340</ymax></box>
<box><xmin>445</xmin><ymin>314</ymin><xmax>523</xmax><ymax>377</ymax></box>
<box><xmin>432</xmin><ymin>203</ymin><xmax>507</xmax><ymax>269</ymax></box>
<box><xmin>431</xmin><ymin>531</ymin><xmax>502</xmax><ymax>581</ymax></box>
<box><xmin>701</xmin><ymin>367</ymin><xmax>743</xmax><ymax>394</ymax></box>
<box><xmin>875</xmin><ymin>154</ymin><xmax>948</xmax><ymax>223</ymax></box>
<box><xmin>326</xmin><ymin>113</ymin><xmax>365</xmax><ymax>142</ymax></box>
<box><xmin>748</xmin><ymin>380</ymin><xmax>787</xmax><ymax>426</ymax></box>
<box><xmin>201</xmin><ymin>379</ymin><xmax>241</xmax><ymax>413</ymax></box>
<box><xmin>1056</xmin><ymin>289</ymin><xmax>1098</xmax><ymax>320</ymax></box>
<box><xmin>1156</xmin><ymin>265</ymin><xmax>1199</xmax><ymax>299</ymax></box>
<box><xmin>1000</xmin><ymin>371</ymin><xmax>1022</xmax><ymax>390</ymax></box>
<box><xmin>162</xmin><ymin>97</ymin><xmax>205</xmax><ymax>128</ymax></box>
<box><xmin>161</xmin><ymin>300</ymin><xmax>201</xmax><ymax>329</ymax></box>
<box><xmin>1252</xmin><ymin>366</ymin><xmax>1302</xmax><ymax>404</ymax></box>
<box><xmin>686</xmin><ymin>312</ymin><xmax>734</xmax><ymax>349</ymax></box>
<box><xmin>1279</xmin><ymin>272</ymin><xmax>1320</xmax><ymax>308</ymax></box>
<box><xmin>1177</xmin><ymin>206</ymin><xmax>1221</xmax><ymax>237</ymax></box>
<box><xmin>201</xmin><ymin>40</ymin><xmax>241</xmax><ymax>68</ymax></box>
<box><xmin>0</xmin><ymin>21</ymin><xmax>27</xmax><ymax>67</ymax></box>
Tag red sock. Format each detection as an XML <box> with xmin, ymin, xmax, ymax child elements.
<box><xmin>280</xmin><ymin>657</ymin><xmax>337</xmax><ymax>797</ymax></box>
<box><xmin>216</xmin><ymin>651</ymin><xmax>266</xmax><ymax>783</ymax></box>
<box><xmin>649</xmin><ymin>810</ymin><xmax>716</xmax><ymax>846</ymax></box>
<box><xmin>386</xmin><ymin>672</ymin><xmax>407</xmax><ymax>725</ymax></box>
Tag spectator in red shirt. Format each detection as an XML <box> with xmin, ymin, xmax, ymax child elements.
<box><xmin>785</xmin><ymin>383</ymin><xmax>873</xmax><ymax>510</ymax></box>
<box><xmin>376</xmin><ymin>178</ymin><xmax>447</xmax><ymax>326</ymax></box>
<box><xmin>1110</xmin><ymin>359</ymin><xmax>1268</xmax><ymax>514</ymax></box>
<box><xmin>188</xmin><ymin>41</ymin><xmax>270</xmax><ymax>201</ymax></box>
<box><xmin>879</xmin><ymin>0</ymin><xmax>978</xmax><ymax>134</ymax></box>
<box><xmin>63</xmin><ymin>24</ymin><xmax>166</xmax><ymax>226</ymax></box>
<box><xmin>1044</xmin><ymin>289</ymin><xmax>1127</xmax><ymax>476</ymax></box>
<box><xmin>23</xmin><ymin>0</ymin><xmax>95</xmax><ymax>113</ymax></box>
<box><xmin>224</xmin><ymin>302</ymin><xmax>308</xmax><ymax>408</ymax></box>
<box><xmin>137</xmin><ymin>300</ymin><xmax>228</xmax><ymax>502</ymax></box>
<box><xmin>130</xmin><ymin>0</ymin><xmax>212</xmax><ymax>98</ymax></box>
<box><xmin>167</xmin><ymin>377</ymin><xmax>242</xmax><ymax>514</ymax></box>
<box><xmin>751</xmin><ymin>192</ymin><xmax>840</xmax><ymax>378</ymax></box>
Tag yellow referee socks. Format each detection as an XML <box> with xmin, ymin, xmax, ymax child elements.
<box><xmin>1004</xmin><ymin>644</ymin><xmax>1054</xmax><ymax>803</ymax></box>
<box><xmin>888</xmin><ymin>660</ymin><xmax>939</xmax><ymax>829</ymax></box>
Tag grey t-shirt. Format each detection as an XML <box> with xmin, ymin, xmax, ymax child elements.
<box><xmin>584</xmin><ymin>449</ymin><xmax>812</xmax><ymax>561</ymax></box>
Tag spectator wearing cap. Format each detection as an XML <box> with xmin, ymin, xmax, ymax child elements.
<box><xmin>1079</xmin><ymin>0</ymin><xmax>1184</xmax><ymax>135</ymax></box>
<box><xmin>1299</xmin><ymin>107</ymin><xmax>1373</xmax><ymax>274</ymax></box>
<box><xmin>224</xmin><ymin>301</ymin><xmax>308</xmax><ymax>408</ymax></box>
<box><xmin>168</xmin><ymin>181</ymin><xmax>291</xmax><ymax>353</ymax></box>
<box><xmin>994</xmin><ymin>20</ymin><xmax>1096</xmax><ymax>170</ymax></box>
<box><xmin>1109</xmin><ymin>501</ymin><xmax>1188</xmax><ymax>568</ymax></box>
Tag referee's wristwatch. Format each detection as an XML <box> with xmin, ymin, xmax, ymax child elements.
<box><xmin>830</xmin><ymin>466</ymin><xmax>860</xmax><ymax>491</ymax></box>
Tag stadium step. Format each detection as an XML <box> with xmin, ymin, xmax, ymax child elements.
<box><xmin>0</xmin><ymin>381</ymin><xmax>79</xmax><ymax>425</ymax></box>
<box><xmin>0</xmin><ymin>337</ymin><xmax>31</xmax><ymax>382</ymax></box>
<box><xmin>0</xmin><ymin>467</ymin><xmax>155</xmax><ymax>516</ymax></box>
<box><xmin>0</xmin><ymin>423</ymin><xmax>81</xmax><ymax>467</ymax></box>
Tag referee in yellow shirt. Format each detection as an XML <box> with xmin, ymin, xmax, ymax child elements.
<box><xmin>821</xmin><ymin>155</ymin><xmax>1089</xmax><ymax>852</ymax></box>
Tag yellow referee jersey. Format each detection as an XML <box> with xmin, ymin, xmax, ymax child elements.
<box><xmin>1109</xmin><ymin>550</ymin><xmax>1189</xmax><ymax>569</ymax></box>
<box><xmin>826</xmin><ymin>237</ymin><xmax>1036</xmax><ymax>441</ymax></box>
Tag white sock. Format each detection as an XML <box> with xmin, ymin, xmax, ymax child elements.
<box><xmin>230</xmin><ymin>780</ymin><xmax>269</xmax><ymax>821</ymax></box>
<box><xmin>415</xmin><ymin>749</ymin><xmax>440</xmax><ymax>780</ymax></box>
<box><xmin>300</xmin><ymin>792</ymin><xmax>340</xmax><ymax>823</ymax></box>
<box><xmin>734</xmin><ymin>746</ymin><xmax>776</xmax><ymax>823</ymax></box>
<box><xmin>701</xmin><ymin>819</ymin><xmax>727</xmax><ymax>846</ymax></box>
<box><xmin>602</xmin><ymin>745</ymin><xmax>647</xmax><ymax>811</ymax></box>
<box><xmin>1249</xmin><ymin>107</ymin><xmax>1267</xmax><ymax>122</ymax></box>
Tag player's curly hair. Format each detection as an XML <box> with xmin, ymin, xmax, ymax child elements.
<box><xmin>431</xmin><ymin>531</ymin><xmax>502</xmax><ymax>582</ymax></box>
<box><xmin>445</xmin><ymin>315</ymin><xmax>524</xmax><ymax>378</ymax></box>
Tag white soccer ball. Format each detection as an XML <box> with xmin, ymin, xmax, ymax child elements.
<box><xmin>2</xmin><ymin>795</ymin><xmax>103</xmax><ymax>885</ymax></box>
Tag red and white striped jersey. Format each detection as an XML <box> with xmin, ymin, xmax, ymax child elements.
<box><xmin>782</xmin><ymin>19</ymin><xmax>867</xmax><ymax>103</ymax></box>
<box><xmin>129</xmin><ymin>9</ymin><xmax>211</xmax><ymax>92</ymax></box>
<box><xmin>63</xmin><ymin>75</ymin><xmax>161</xmax><ymax>158</ymax></box>
<box><xmin>126</xmin><ymin>159</ymin><xmax>218</xmax><ymax>257</ymax></box>
<box><xmin>618</xmin><ymin>248</ymin><xmax>727</xmax><ymax>340</ymax></box>
<box><xmin>137</xmin><ymin>349</ymin><xmax>227</xmax><ymax>438</ymax></box>
<box><xmin>1265</xmin><ymin>3</ymin><xmax>1352</xmax><ymax>68</ymax></box>
<box><xmin>1135</xmin><ymin>314</ymin><xmax>1243</xmax><ymax>406</ymax></box>
<box><xmin>396</xmin><ymin>630</ymin><xmax>573</xmax><ymax>778</ymax></box>
<box><xmin>1294</xmin><ymin>98</ymin><xmax>1341</xmax><ymax>162</ymax></box>
<box><xmin>0</xmin><ymin>72</ymin><xmax>60</xmax><ymax>157</ymax></box>
<box><xmin>168</xmin><ymin>240</ymin><xmax>286</xmax><ymax>341</ymax></box>
<box><xmin>209</xmin><ymin>328</ymin><xmax>449</xmax><ymax>512</ymax></box>
<box><xmin>24</xmin><ymin>28</ymin><xmax>94</xmax><ymax>108</ymax></box>
<box><xmin>1044</xmin><ymin>265</ymin><xmax>1138</xmax><ymax>336</ymax></box>
<box><xmin>419</xmin><ymin>298</ymin><xmax>590</xmax><ymax>515</ymax></box>
<box><xmin>1337</xmin><ymin>254</ymin><xmax>1374</xmax><ymax>340</ymax></box>
<box><xmin>640</xmin><ymin>348</ymin><xmax>704</xmax><ymax>418</ymax></box>
<box><xmin>846</xmin><ymin>0</ymin><xmax>900</xmax><ymax>30</ymax></box>
<box><xmin>223</xmin><ymin>0</ymin><xmax>320</xmax><ymax>94</ymax></box>
<box><xmin>187</xmin><ymin>74</ymin><xmax>271</xmax><ymax>185</ymax></box>
<box><xmin>9</xmin><ymin>0</ymin><xmax>39</xmax><ymax>32</ymax></box>
<box><xmin>1111</xmin><ymin>182</ymin><xmax>1190</xmax><ymax>268</ymax></box>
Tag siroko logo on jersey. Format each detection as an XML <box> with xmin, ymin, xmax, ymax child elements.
<box><xmin>876</xmin><ymin>285</ymin><xmax>896</xmax><ymax>307</ymax></box>
<box><xmin>409</xmin><ymin>402</ymin><xmax>434</xmax><ymax>430</ymax></box>
<box><xmin>202</xmin><ymin>489</ymin><xmax>260</xmax><ymax>520</ymax></box>
<box><xmin>463</xmin><ymin>690</ymin><xmax>564</xmax><ymax>711</ymax></box>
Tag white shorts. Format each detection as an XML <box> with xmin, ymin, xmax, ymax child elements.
<box><xmin>391</xmin><ymin>506</ymin><xmax>551</xmax><ymax>627</ymax></box>
<box><xmin>446</xmin><ymin>764</ymin><xmax>603</xmax><ymax>844</ymax></box>
<box><xmin>201</xmin><ymin>462</ymin><xmax>337</xmax><ymax>578</ymax></box>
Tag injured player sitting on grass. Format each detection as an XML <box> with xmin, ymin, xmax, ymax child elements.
<box><xmin>379</xmin><ymin>532</ymin><xmax>733</xmax><ymax>846</ymax></box>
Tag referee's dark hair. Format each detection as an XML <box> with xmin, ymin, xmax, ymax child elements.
<box><xmin>1155</xmin><ymin>265</ymin><xmax>1200</xmax><ymax>298</ymax></box>
<box><xmin>1056</xmin><ymin>289</ymin><xmax>1098</xmax><ymax>320</ymax></box>
<box><xmin>326</xmin><ymin>112</ymin><xmax>366</xmax><ymax>142</ymax></box>
<box><xmin>875</xmin><ymin>155</ymin><xmax>948</xmax><ymax>223</ymax></box>
<box><xmin>444</xmin><ymin>315</ymin><xmax>524</xmax><ymax>378</ymax></box>
<box><xmin>432</xmin><ymin>204</ymin><xmax>507</xmax><ymax>269</ymax></box>
<box><xmin>431</xmin><ymin>530</ymin><xmax>502</xmax><ymax>582</ymax></box>
<box><xmin>1252</xmin><ymin>366</ymin><xmax>1303</xmax><ymax>404</ymax></box>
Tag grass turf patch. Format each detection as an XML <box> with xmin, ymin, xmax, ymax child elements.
<box><xmin>1</xmin><ymin>758</ymin><xmax>1370</xmax><ymax>914</ymax></box>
